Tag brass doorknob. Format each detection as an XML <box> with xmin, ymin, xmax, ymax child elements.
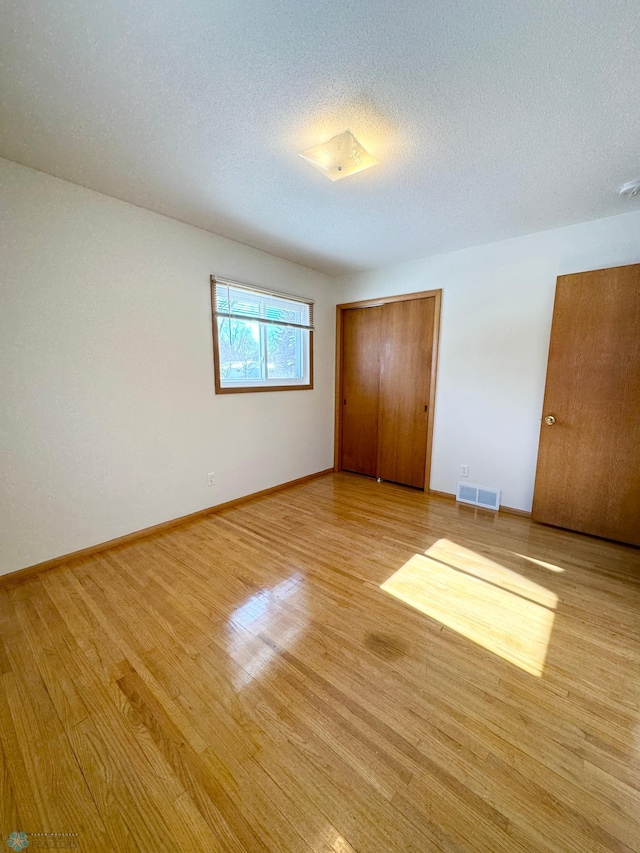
<box><xmin>544</xmin><ymin>415</ymin><xmax>556</xmax><ymax>425</ymax></box>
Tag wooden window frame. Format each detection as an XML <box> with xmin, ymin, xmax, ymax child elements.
<box><xmin>334</xmin><ymin>289</ymin><xmax>442</xmax><ymax>491</ymax></box>
<box><xmin>211</xmin><ymin>276</ymin><xmax>314</xmax><ymax>394</ymax></box>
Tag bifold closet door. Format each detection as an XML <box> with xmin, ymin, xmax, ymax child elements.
<box><xmin>341</xmin><ymin>306</ymin><xmax>382</xmax><ymax>476</ymax></box>
<box><xmin>377</xmin><ymin>298</ymin><xmax>434</xmax><ymax>488</ymax></box>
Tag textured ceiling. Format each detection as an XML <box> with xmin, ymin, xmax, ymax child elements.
<box><xmin>1</xmin><ymin>0</ymin><xmax>639</xmax><ymax>275</ymax></box>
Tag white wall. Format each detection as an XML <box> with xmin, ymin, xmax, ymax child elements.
<box><xmin>0</xmin><ymin>158</ymin><xmax>335</xmax><ymax>575</ymax></box>
<box><xmin>336</xmin><ymin>211</ymin><xmax>640</xmax><ymax>511</ymax></box>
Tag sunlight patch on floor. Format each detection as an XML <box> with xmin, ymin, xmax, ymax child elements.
<box><xmin>381</xmin><ymin>542</ymin><xmax>556</xmax><ymax>676</ymax></box>
<box><xmin>513</xmin><ymin>553</ymin><xmax>565</xmax><ymax>572</ymax></box>
<box><xmin>426</xmin><ymin>539</ymin><xmax>558</xmax><ymax>608</ymax></box>
<box><xmin>322</xmin><ymin>827</ymin><xmax>355</xmax><ymax>853</ymax></box>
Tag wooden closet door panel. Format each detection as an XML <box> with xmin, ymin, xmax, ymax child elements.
<box><xmin>532</xmin><ymin>264</ymin><xmax>640</xmax><ymax>545</ymax></box>
<box><xmin>341</xmin><ymin>307</ymin><xmax>382</xmax><ymax>477</ymax></box>
<box><xmin>377</xmin><ymin>298</ymin><xmax>434</xmax><ymax>488</ymax></box>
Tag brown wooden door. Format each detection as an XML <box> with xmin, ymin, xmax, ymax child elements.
<box><xmin>340</xmin><ymin>307</ymin><xmax>382</xmax><ymax>477</ymax></box>
<box><xmin>377</xmin><ymin>298</ymin><xmax>435</xmax><ymax>488</ymax></box>
<box><xmin>532</xmin><ymin>264</ymin><xmax>640</xmax><ymax>546</ymax></box>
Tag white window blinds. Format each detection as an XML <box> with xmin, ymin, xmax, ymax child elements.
<box><xmin>213</xmin><ymin>277</ymin><xmax>314</xmax><ymax>331</ymax></box>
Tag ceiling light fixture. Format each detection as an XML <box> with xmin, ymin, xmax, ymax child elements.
<box><xmin>619</xmin><ymin>179</ymin><xmax>640</xmax><ymax>198</ymax></box>
<box><xmin>299</xmin><ymin>130</ymin><xmax>379</xmax><ymax>182</ymax></box>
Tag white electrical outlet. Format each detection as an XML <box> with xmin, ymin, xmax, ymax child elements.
<box><xmin>461</xmin><ymin>464</ymin><xmax>469</xmax><ymax>477</ymax></box>
<box><xmin>207</xmin><ymin>472</ymin><xmax>215</xmax><ymax>486</ymax></box>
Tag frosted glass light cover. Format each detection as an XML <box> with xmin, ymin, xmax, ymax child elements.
<box><xmin>299</xmin><ymin>130</ymin><xmax>379</xmax><ymax>182</ymax></box>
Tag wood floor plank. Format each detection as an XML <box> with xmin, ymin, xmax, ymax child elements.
<box><xmin>12</xmin><ymin>595</ymin><xmax>90</xmax><ymax>731</ymax></box>
<box><xmin>71</xmin><ymin>660</ymin><xmax>229</xmax><ymax>852</ymax></box>
<box><xmin>116</xmin><ymin>667</ymin><xmax>264</xmax><ymax>853</ymax></box>
<box><xmin>0</xmin><ymin>666</ymin><xmax>111</xmax><ymax>848</ymax></box>
<box><xmin>0</xmin><ymin>740</ymin><xmax>25</xmax><ymax>841</ymax></box>
<box><xmin>1</xmin><ymin>473</ymin><xmax>640</xmax><ymax>852</ymax></box>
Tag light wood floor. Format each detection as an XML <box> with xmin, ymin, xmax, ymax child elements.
<box><xmin>1</xmin><ymin>473</ymin><xmax>640</xmax><ymax>852</ymax></box>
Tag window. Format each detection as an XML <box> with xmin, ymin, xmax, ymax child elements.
<box><xmin>211</xmin><ymin>276</ymin><xmax>314</xmax><ymax>393</ymax></box>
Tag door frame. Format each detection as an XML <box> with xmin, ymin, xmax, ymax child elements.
<box><xmin>334</xmin><ymin>289</ymin><xmax>442</xmax><ymax>491</ymax></box>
